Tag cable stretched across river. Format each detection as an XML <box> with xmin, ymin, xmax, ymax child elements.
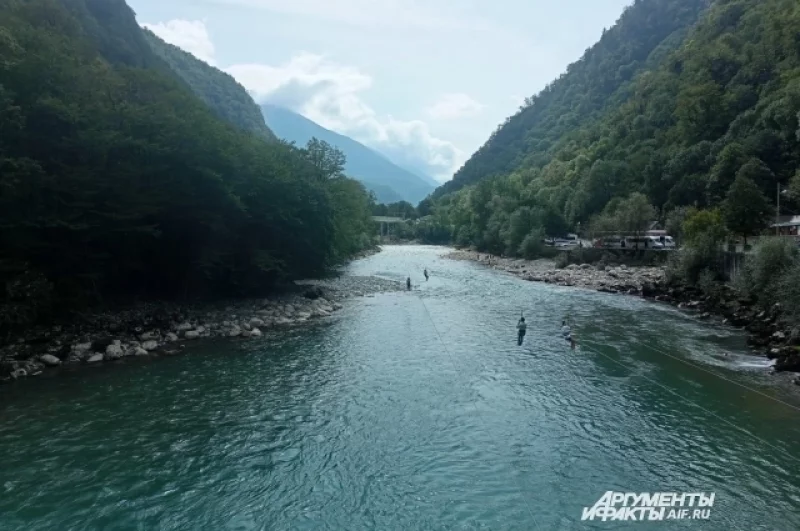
<box><xmin>413</xmin><ymin>291</ymin><xmax>545</xmax><ymax>531</ymax></box>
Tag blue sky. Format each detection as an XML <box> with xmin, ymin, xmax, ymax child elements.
<box><xmin>130</xmin><ymin>0</ymin><xmax>632</xmax><ymax>181</ymax></box>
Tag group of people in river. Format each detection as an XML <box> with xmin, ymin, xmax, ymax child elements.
<box><xmin>405</xmin><ymin>268</ymin><xmax>574</xmax><ymax>349</ymax></box>
<box><xmin>517</xmin><ymin>316</ymin><xmax>576</xmax><ymax>350</ymax></box>
<box><xmin>406</xmin><ymin>268</ymin><xmax>430</xmax><ymax>290</ymax></box>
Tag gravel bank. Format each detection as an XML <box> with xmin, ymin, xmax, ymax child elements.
<box><xmin>1</xmin><ymin>271</ymin><xmax>404</xmax><ymax>385</ymax></box>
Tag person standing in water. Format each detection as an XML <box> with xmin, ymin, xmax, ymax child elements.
<box><xmin>561</xmin><ymin>320</ymin><xmax>576</xmax><ymax>350</ymax></box>
<box><xmin>424</xmin><ymin>268</ymin><xmax>429</xmax><ymax>281</ymax></box>
<box><xmin>517</xmin><ymin>317</ymin><xmax>527</xmax><ymax>345</ymax></box>
<box><xmin>406</xmin><ymin>276</ymin><xmax>412</xmax><ymax>290</ymax></box>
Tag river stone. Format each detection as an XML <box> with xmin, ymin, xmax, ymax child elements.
<box><xmin>105</xmin><ymin>344</ymin><xmax>124</xmax><ymax>359</ymax></box>
<box><xmin>139</xmin><ymin>331</ymin><xmax>159</xmax><ymax>341</ymax></box>
<box><xmin>229</xmin><ymin>329</ymin><xmax>241</xmax><ymax>338</ymax></box>
<box><xmin>87</xmin><ymin>353</ymin><xmax>104</xmax><ymax>363</ymax></box>
<box><xmin>250</xmin><ymin>328</ymin><xmax>262</xmax><ymax>338</ymax></box>
<box><xmin>249</xmin><ymin>318</ymin><xmax>265</xmax><ymax>327</ymax></box>
<box><xmin>134</xmin><ymin>347</ymin><xmax>149</xmax><ymax>356</ymax></box>
<box><xmin>141</xmin><ymin>340</ymin><xmax>159</xmax><ymax>351</ymax></box>
<box><xmin>71</xmin><ymin>342</ymin><xmax>91</xmax><ymax>354</ymax></box>
<box><xmin>40</xmin><ymin>354</ymin><xmax>61</xmax><ymax>366</ymax></box>
<box><xmin>176</xmin><ymin>322</ymin><xmax>193</xmax><ymax>332</ymax></box>
<box><xmin>91</xmin><ymin>337</ymin><xmax>114</xmax><ymax>352</ymax></box>
<box><xmin>184</xmin><ymin>331</ymin><xmax>199</xmax><ymax>340</ymax></box>
<box><xmin>166</xmin><ymin>332</ymin><xmax>178</xmax><ymax>342</ymax></box>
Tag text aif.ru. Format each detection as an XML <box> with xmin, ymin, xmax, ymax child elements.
<box><xmin>581</xmin><ymin>491</ymin><xmax>715</xmax><ymax>522</ymax></box>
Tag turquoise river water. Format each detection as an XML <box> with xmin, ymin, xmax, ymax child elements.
<box><xmin>1</xmin><ymin>245</ymin><xmax>800</xmax><ymax>530</ymax></box>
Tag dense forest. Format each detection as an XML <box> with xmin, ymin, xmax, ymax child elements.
<box><xmin>435</xmin><ymin>0</ymin><xmax>712</xmax><ymax>198</ymax></box>
<box><xmin>143</xmin><ymin>29</ymin><xmax>278</xmax><ymax>141</ymax></box>
<box><xmin>0</xmin><ymin>0</ymin><xmax>375</xmax><ymax>333</ymax></box>
<box><xmin>429</xmin><ymin>0</ymin><xmax>800</xmax><ymax>257</ymax></box>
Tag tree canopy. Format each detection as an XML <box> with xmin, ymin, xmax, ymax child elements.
<box><xmin>0</xmin><ymin>0</ymin><xmax>375</xmax><ymax>332</ymax></box>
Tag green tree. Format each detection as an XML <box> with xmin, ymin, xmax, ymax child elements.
<box><xmin>304</xmin><ymin>138</ymin><xmax>346</xmax><ymax>180</ymax></box>
<box><xmin>721</xmin><ymin>173</ymin><xmax>771</xmax><ymax>244</ymax></box>
<box><xmin>683</xmin><ymin>208</ymin><xmax>726</xmax><ymax>246</ymax></box>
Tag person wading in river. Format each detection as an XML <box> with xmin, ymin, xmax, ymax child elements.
<box><xmin>406</xmin><ymin>276</ymin><xmax>412</xmax><ymax>290</ymax></box>
<box><xmin>517</xmin><ymin>317</ymin><xmax>527</xmax><ymax>346</ymax></box>
<box><xmin>424</xmin><ymin>268</ymin><xmax>429</xmax><ymax>281</ymax></box>
<box><xmin>562</xmin><ymin>320</ymin><xmax>576</xmax><ymax>350</ymax></box>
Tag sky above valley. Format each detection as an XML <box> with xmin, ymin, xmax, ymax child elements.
<box><xmin>130</xmin><ymin>0</ymin><xmax>633</xmax><ymax>182</ymax></box>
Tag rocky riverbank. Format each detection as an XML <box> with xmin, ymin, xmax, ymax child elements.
<box><xmin>0</xmin><ymin>274</ymin><xmax>405</xmax><ymax>384</ymax></box>
<box><xmin>444</xmin><ymin>250</ymin><xmax>666</xmax><ymax>293</ymax></box>
<box><xmin>445</xmin><ymin>249</ymin><xmax>800</xmax><ymax>378</ymax></box>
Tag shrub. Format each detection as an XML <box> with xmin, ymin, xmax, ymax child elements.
<box><xmin>667</xmin><ymin>232</ymin><xmax>724</xmax><ymax>284</ymax></box>
<box><xmin>777</xmin><ymin>263</ymin><xmax>800</xmax><ymax>323</ymax></box>
<box><xmin>738</xmin><ymin>237</ymin><xmax>799</xmax><ymax>307</ymax></box>
<box><xmin>519</xmin><ymin>228</ymin><xmax>546</xmax><ymax>259</ymax></box>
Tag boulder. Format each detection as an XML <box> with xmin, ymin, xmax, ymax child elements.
<box><xmin>249</xmin><ymin>318</ymin><xmax>265</xmax><ymax>327</ymax></box>
<box><xmin>185</xmin><ymin>330</ymin><xmax>201</xmax><ymax>340</ymax></box>
<box><xmin>105</xmin><ymin>343</ymin><xmax>124</xmax><ymax>359</ymax></box>
<box><xmin>229</xmin><ymin>329</ymin><xmax>241</xmax><ymax>338</ymax></box>
<box><xmin>87</xmin><ymin>353</ymin><xmax>104</xmax><ymax>363</ymax></box>
<box><xmin>303</xmin><ymin>286</ymin><xmax>325</xmax><ymax>300</ymax></box>
<box><xmin>40</xmin><ymin>354</ymin><xmax>61</xmax><ymax>367</ymax></box>
<box><xmin>141</xmin><ymin>340</ymin><xmax>159</xmax><ymax>351</ymax></box>
<box><xmin>166</xmin><ymin>332</ymin><xmax>179</xmax><ymax>342</ymax></box>
<box><xmin>134</xmin><ymin>347</ymin><xmax>149</xmax><ymax>356</ymax></box>
<box><xmin>139</xmin><ymin>331</ymin><xmax>159</xmax><ymax>341</ymax></box>
<box><xmin>250</xmin><ymin>328</ymin><xmax>262</xmax><ymax>338</ymax></box>
<box><xmin>774</xmin><ymin>353</ymin><xmax>800</xmax><ymax>373</ymax></box>
<box><xmin>91</xmin><ymin>337</ymin><xmax>114</xmax><ymax>352</ymax></box>
<box><xmin>176</xmin><ymin>322</ymin><xmax>193</xmax><ymax>332</ymax></box>
<box><xmin>73</xmin><ymin>342</ymin><xmax>92</xmax><ymax>354</ymax></box>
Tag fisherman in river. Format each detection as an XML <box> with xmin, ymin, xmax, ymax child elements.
<box><xmin>406</xmin><ymin>276</ymin><xmax>412</xmax><ymax>290</ymax></box>
<box><xmin>424</xmin><ymin>268</ymin><xmax>429</xmax><ymax>281</ymax></box>
<box><xmin>517</xmin><ymin>317</ymin><xmax>527</xmax><ymax>346</ymax></box>
<box><xmin>561</xmin><ymin>320</ymin><xmax>576</xmax><ymax>350</ymax></box>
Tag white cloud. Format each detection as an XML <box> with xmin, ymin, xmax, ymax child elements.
<box><xmin>140</xmin><ymin>18</ymin><xmax>466</xmax><ymax>179</ymax></box>
<box><xmin>142</xmin><ymin>19</ymin><xmax>217</xmax><ymax>66</ymax></box>
<box><xmin>227</xmin><ymin>53</ymin><xmax>465</xmax><ymax>179</ymax></box>
<box><xmin>426</xmin><ymin>93</ymin><xmax>484</xmax><ymax>120</ymax></box>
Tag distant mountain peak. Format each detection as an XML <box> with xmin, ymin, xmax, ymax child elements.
<box><xmin>261</xmin><ymin>104</ymin><xmax>434</xmax><ymax>205</ymax></box>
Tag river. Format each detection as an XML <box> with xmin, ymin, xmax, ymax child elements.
<box><xmin>1</xmin><ymin>245</ymin><xmax>800</xmax><ymax>530</ymax></box>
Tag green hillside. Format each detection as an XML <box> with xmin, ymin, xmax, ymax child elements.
<box><xmin>0</xmin><ymin>0</ymin><xmax>374</xmax><ymax>332</ymax></box>
<box><xmin>435</xmin><ymin>0</ymin><xmax>712</xmax><ymax>199</ymax></box>
<box><xmin>431</xmin><ymin>0</ymin><xmax>800</xmax><ymax>255</ymax></box>
<box><xmin>143</xmin><ymin>29</ymin><xmax>277</xmax><ymax>141</ymax></box>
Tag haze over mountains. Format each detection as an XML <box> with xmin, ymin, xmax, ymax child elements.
<box><xmin>262</xmin><ymin>104</ymin><xmax>437</xmax><ymax>205</ymax></box>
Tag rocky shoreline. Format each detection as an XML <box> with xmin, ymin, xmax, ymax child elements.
<box><xmin>445</xmin><ymin>250</ymin><xmax>800</xmax><ymax>378</ymax></box>
<box><xmin>0</xmin><ymin>274</ymin><xmax>404</xmax><ymax>385</ymax></box>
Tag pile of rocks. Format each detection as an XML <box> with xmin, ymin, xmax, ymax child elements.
<box><xmin>523</xmin><ymin>263</ymin><xmax>666</xmax><ymax>293</ymax></box>
<box><xmin>0</xmin><ymin>293</ymin><xmax>344</xmax><ymax>382</ymax></box>
<box><xmin>445</xmin><ymin>250</ymin><xmax>666</xmax><ymax>294</ymax></box>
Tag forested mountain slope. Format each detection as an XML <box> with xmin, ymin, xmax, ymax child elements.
<box><xmin>0</xmin><ymin>0</ymin><xmax>374</xmax><ymax>332</ymax></box>
<box><xmin>144</xmin><ymin>29</ymin><xmax>277</xmax><ymax>141</ymax></box>
<box><xmin>262</xmin><ymin>104</ymin><xmax>435</xmax><ymax>204</ymax></box>
<box><xmin>434</xmin><ymin>0</ymin><xmax>711</xmax><ymax>198</ymax></box>
<box><xmin>432</xmin><ymin>0</ymin><xmax>800</xmax><ymax>256</ymax></box>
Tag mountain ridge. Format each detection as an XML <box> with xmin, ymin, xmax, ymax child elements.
<box><xmin>261</xmin><ymin>104</ymin><xmax>435</xmax><ymax>204</ymax></box>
